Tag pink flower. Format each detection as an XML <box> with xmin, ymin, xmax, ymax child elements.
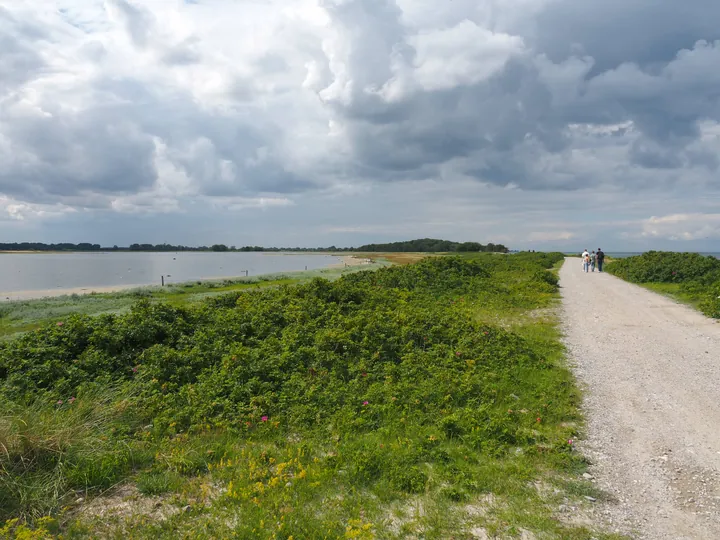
<box><xmin>56</xmin><ymin>322</ymin><xmax>64</xmax><ymax>327</ymax></box>
<box><xmin>56</xmin><ymin>400</ymin><xmax>63</xmax><ymax>405</ymax></box>
<box><xmin>568</xmin><ymin>439</ymin><xmax>574</xmax><ymax>445</ymax></box>
<box><xmin>363</xmin><ymin>401</ymin><xmax>369</xmax><ymax>406</ymax></box>
<box><xmin>69</xmin><ymin>397</ymin><xmax>76</xmax><ymax>404</ymax></box>
<box><xmin>132</xmin><ymin>366</ymin><xmax>138</xmax><ymax>373</ymax></box>
<box><xmin>455</xmin><ymin>351</ymin><xmax>461</xmax><ymax>357</ymax></box>
<box><xmin>261</xmin><ymin>416</ymin><xmax>268</xmax><ymax>422</ymax></box>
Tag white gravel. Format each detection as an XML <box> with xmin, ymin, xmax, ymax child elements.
<box><xmin>560</xmin><ymin>258</ymin><xmax>720</xmax><ymax>539</ymax></box>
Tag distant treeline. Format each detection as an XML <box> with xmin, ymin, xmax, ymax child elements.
<box><xmin>0</xmin><ymin>239</ymin><xmax>508</xmax><ymax>253</ymax></box>
<box><xmin>354</xmin><ymin>239</ymin><xmax>508</xmax><ymax>253</ymax></box>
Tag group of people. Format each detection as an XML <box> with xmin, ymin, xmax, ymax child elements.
<box><xmin>581</xmin><ymin>248</ymin><xmax>605</xmax><ymax>273</ymax></box>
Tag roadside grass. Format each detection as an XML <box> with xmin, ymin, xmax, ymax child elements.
<box><xmin>0</xmin><ymin>254</ymin><xmax>625</xmax><ymax>539</ymax></box>
<box><xmin>639</xmin><ymin>283</ymin><xmax>705</xmax><ymax>310</ymax></box>
<box><xmin>606</xmin><ymin>251</ymin><xmax>720</xmax><ymax>318</ymax></box>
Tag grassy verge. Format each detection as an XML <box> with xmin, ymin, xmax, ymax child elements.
<box><xmin>638</xmin><ymin>283</ymin><xmax>705</xmax><ymax>310</ymax></box>
<box><xmin>606</xmin><ymin>251</ymin><xmax>720</xmax><ymax>318</ymax></box>
<box><xmin>0</xmin><ymin>254</ymin><xmax>623</xmax><ymax>539</ymax></box>
<box><xmin>0</xmin><ymin>264</ymin><xmax>387</xmax><ymax>339</ymax></box>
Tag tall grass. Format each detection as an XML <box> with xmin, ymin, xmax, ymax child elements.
<box><xmin>0</xmin><ymin>387</ymin><xmax>148</xmax><ymax>521</ymax></box>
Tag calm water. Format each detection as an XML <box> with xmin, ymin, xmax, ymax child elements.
<box><xmin>0</xmin><ymin>252</ymin><xmax>342</xmax><ymax>293</ymax></box>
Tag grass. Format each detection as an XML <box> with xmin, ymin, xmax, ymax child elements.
<box><xmin>605</xmin><ymin>251</ymin><xmax>720</xmax><ymax>318</ymax></box>
<box><xmin>0</xmin><ymin>254</ymin><xmax>626</xmax><ymax>539</ymax></box>
<box><xmin>639</xmin><ymin>283</ymin><xmax>706</xmax><ymax>310</ymax></box>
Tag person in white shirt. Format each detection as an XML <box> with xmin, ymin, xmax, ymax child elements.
<box><xmin>581</xmin><ymin>249</ymin><xmax>589</xmax><ymax>272</ymax></box>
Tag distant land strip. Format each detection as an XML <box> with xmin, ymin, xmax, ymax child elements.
<box><xmin>0</xmin><ymin>238</ymin><xmax>509</xmax><ymax>253</ymax></box>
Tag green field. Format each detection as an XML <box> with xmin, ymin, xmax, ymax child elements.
<box><xmin>0</xmin><ymin>254</ymin><xmax>623</xmax><ymax>539</ymax></box>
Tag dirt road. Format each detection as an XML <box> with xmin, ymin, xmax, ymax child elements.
<box><xmin>560</xmin><ymin>259</ymin><xmax>720</xmax><ymax>539</ymax></box>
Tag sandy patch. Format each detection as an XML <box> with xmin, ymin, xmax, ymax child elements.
<box><xmin>328</xmin><ymin>256</ymin><xmax>376</xmax><ymax>269</ymax></box>
<box><xmin>0</xmin><ymin>284</ymin><xmax>146</xmax><ymax>302</ymax></box>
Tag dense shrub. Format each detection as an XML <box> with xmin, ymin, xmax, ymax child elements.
<box><xmin>606</xmin><ymin>251</ymin><xmax>720</xmax><ymax>283</ymax></box>
<box><xmin>0</xmin><ymin>254</ymin><xmax>578</xmax><ymax>533</ymax></box>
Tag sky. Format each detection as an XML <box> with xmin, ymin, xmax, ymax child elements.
<box><xmin>1</xmin><ymin>0</ymin><xmax>720</xmax><ymax>251</ymax></box>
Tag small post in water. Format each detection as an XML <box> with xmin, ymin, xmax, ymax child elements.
<box><xmin>161</xmin><ymin>275</ymin><xmax>164</xmax><ymax>286</ymax></box>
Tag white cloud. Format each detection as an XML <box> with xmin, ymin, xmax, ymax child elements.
<box><xmin>411</xmin><ymin>21</ymin><xmax>524</xmax><ymax>91</ymax></box>
<box><xmin>0</xmin><ymin>196</ymin><xmax>77</xmax><ymax>221</ymax></box>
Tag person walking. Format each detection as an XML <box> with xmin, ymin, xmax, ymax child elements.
<box><xmin>582</xmin><ymin>249</ymin><xmax>590</xmax><ymax>273</ymax></box>
<box><xmin>590</xmin><ymin>250</ymin><xmax>597</xmax><ymax>272</ymax></box>
<box><xmin>597</xmin><ymin>248</ymin><xmax>605</xmax><ymax>272</ymax></box>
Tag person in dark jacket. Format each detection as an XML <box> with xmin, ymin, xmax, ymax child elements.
<box><xmin>597</xmin><ymin>248</ymin><xmax>605</xmax><ymax>272</ymax></box>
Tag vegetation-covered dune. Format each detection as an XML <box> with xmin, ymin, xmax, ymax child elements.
<box><xmin>0</xmin><ymin>254</ymin><xmax>618</xmax><ymax>538</ymax></box>
<box><xmin>606</xmin><ymin>251</ymin><xmax>720</xmax><ymax>318</ymax></box>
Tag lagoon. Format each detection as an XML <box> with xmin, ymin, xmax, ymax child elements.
<box><xmin>0</xmin><ymin>252</ymin><xmax>343</xmax><ymax>297</ymax></box>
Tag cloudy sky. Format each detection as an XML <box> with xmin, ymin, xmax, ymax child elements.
<box><xmin>1</xmin><ymin>0</ymin><xmax>719</xmax><ymax>250</ymax></box>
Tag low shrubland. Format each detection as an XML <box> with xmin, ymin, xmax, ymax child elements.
<box><xmin>606</xmin><ymin>251</ymin><xmax>720</xmax><ymax>318</ymax></box>
<box><xmin>0</xmin><ymin>253</ymin><xmax>620</xmax><ymax>538</ymax></box>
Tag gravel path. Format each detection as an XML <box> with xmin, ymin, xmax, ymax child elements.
<box><xmin>560</xmin><ymin>258</ymin><xmax>720</xmax><ymax>539</ymax></box>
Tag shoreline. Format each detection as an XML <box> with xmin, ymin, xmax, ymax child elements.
<box><xmin>0</xmin><ymin>256</ymin><xmax>370</xmax><ymax>302</ymax></box>
<box><xmin>0</xmin><ymin>284</ymin><xmax>147</xmax><ymax>302</ymax></box>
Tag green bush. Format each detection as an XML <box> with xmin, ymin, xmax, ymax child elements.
<box><xmin>606</xmin><ymin>251</ymin><xmax>720</xmax><ymax>284</ymax></box>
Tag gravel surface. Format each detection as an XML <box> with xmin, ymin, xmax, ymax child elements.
<box><xmin>560</xmin><ymin>259</ymin><xmax>720</xmax><ymax>539</ymax></box>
